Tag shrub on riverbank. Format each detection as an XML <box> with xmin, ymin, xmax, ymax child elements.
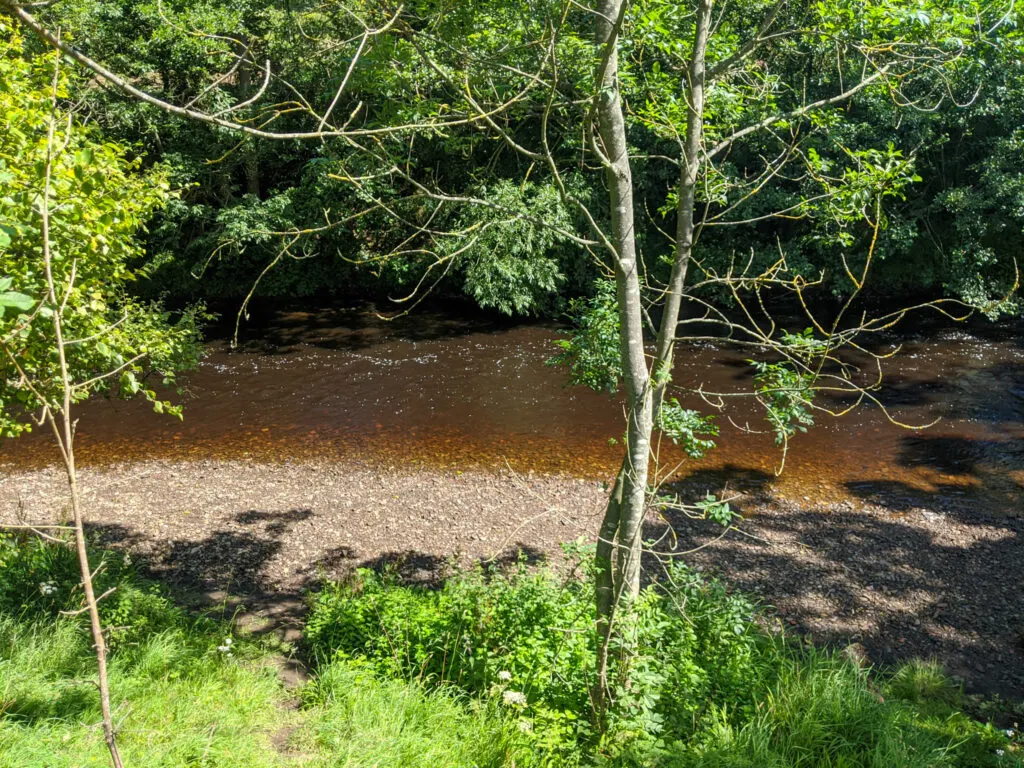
<box><xmin>305</xmin><ymin>554</ymin><xmax>1020</xmax><ymax>767</ymax></box>
<box><xmin>0</xmin><ymin>535</ymin><xmax>1019</xmax><ymax>767</ymax></box>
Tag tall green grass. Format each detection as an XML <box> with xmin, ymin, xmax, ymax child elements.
<box><xmin>305</xmin><ymin>560</ymin><xmax>1022</xmax><ymax>767</ymax></box>
<box><xmin>0</xmin><ymin>534</ymin><xmax>529</xmax><ymax>767</ymax></box>
<box><xmin>0</xmin><ymin>617</ymin><xmax>289</xmax><ymax>767</ymax></box>
<box><xmin>296</xmin><ymin>659</ymin><xmax>533</xmax><ymax>767</ymax></box>
<box><xmin>0</xmin><ymin>534</ymin><xmax>1019</xmax><ymax>767</ymax></box>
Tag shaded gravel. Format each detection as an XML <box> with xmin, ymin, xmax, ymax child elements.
<box><xmin>1</xmin><ymin>458</ymin><xmax>1021</xmax><ymax>698</ymax></box>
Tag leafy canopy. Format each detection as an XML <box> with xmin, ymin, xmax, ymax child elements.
<box><xmin>0</xmin><ymin>21</ymin><xmax>202</xmax><ymax>439</ymax></box>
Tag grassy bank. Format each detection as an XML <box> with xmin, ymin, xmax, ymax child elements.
<box><xmin>0</xmin><ymin>534</ymin><xmax>1019</xmax><ymax>767</ymax></box>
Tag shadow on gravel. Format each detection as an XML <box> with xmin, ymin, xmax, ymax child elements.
<box><xmin>87</xmin><ymin>511</ymin><xmax>550</xmax><ymax>644</ymax></box>
<box><xmin>645</xmin><ymin>475</ymin><xmax>1024</xmax><ymax>699</ymax></box>
<box><xmin>83</xmin><ymin>461</ymin><xmax>1023</xmax><ymax>698</ymax></box>
<box><xmin>661</xmin><ymin>465</ymin><xmax>777</xmax><ymax>511</ymax></box>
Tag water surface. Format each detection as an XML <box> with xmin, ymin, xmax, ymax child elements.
<box><xmin>3</xmin><ymin>306</ymin><xmax>1022</xmax><ymax>513</ymax></box>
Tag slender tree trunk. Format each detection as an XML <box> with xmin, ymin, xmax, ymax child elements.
<box><xmin>652</xmin><ymin>0</ymin><xmax>713</xmax><ymax>409</ymax></box>
<box><xmin>592</xmin><ymin>0</ymin><xmax>654</xmax><ymax>717</ymax></box>
<box><xmin>40</xmin><ymin>70</ymin><xmax>124</xmax><ymax>768</ymax></box>
<box><xmin>593</xmin><ymin>462</ymin><xmax>623</xmax><ymax>715</ymax></box>
<box><xmin>63</xmin><ymin>429</ymin><xmax>123</xmax><ymax>768</ymax></box>
<box><xmin>235</xmin><ymin>42</ymin><xmax>261</xmax><ymax>198</ymax></box>
<box><xmin>592</xmin><ymin>0</ymin><xmax>713</xmax><ymax>721</ymax></box>
<box><xmin>243</xmin><ymin>147</ymin><xmax>261</xmax><ymax>197</ymax></box>
<box><xmin>594</xmin><ymin>0</ymin><xmax>652</xmax><ymax>603</ymax></box>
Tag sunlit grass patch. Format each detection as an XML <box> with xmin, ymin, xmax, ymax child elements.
<box><xmin>0</xmin><ymin>619</ymin><xmax>289</xmax><ymax>768</ymax></box>
<box><xmin>295</xmin><ymin>658</ymin><xmax>532</xmax><ymax>768</ymax></box>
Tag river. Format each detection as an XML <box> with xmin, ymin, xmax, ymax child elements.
<box><xmin>2</xmin><ymin>305</ymin><xmax>1022</xmax><ymax>515</ymax></box>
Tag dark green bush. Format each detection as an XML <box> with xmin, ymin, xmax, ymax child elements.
<box><xmin>304</xmin><ymin>561</ymin><xmax>596</xmax><ymax>714</ymax></box>
<box><xmin>304</xmin><ymin>555</ymin><xmax>773</xmax><ymax>759</ymax></box>
<box><xmin>1</xmin><ymin>535</ymin><xmax>1017</xmax><ymax>766</ymax></box>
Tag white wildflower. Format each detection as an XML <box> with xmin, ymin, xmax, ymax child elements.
<box><xmin>996</xmin><ymin>749</ymin><xmax>1005</xmax><ymax>757</ymax></box>
<box><xmin>1007</xmin><ymin>729</ymin><xmax>1016</xmax><ymax>738</ymax></box>
<box><xmin>122</xmin><ymin>553</ymin><xmax>132</xmax><ymax>567</ymax></box>
<box><xmin>517</xmin><ymin>718</ymin><xmax>533</xmax><ymax>733</ymax></box>
<box><xmin>497</xmin><ymin>670</ymin><xmax>512</xmax><ymax>682</ymax></box>
<box><xmin>502</xmin><ymin>690</ymin><xmax>527</xmax><ymax>707</ymax></box>
<box><xmin>39</xmin><ymin>581</ymin><xmax>57</xmax><ymax>596</ymax></box>
<box><xmin>217</xmin><ymin>638</ymin><xmax>234</xmax><ymax>655</ymax></box>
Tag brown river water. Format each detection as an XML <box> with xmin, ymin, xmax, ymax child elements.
<box><xmin>2</xmin><ymin>305</ymin><xmax>1023</xmax><ymax>513</ymax></box>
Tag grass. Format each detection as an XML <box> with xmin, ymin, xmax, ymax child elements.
<box><xmin>0</xmin><ymin>535</ymin><xmax>1019</xmax><ymax>767</ymax></box>
<box><xmin>0</xmin><ymin>617</ymin><xmax>289</xmax><ymax>767</ymax></box>
<box><xmin>295</xmin><ymin>659</ymin><xmax>531</xmax><ymax>767</ymax></box>
<box><xmin>0</xmin><ymin>615</ymin><xmax>532</xmax><ymax>768</ymax></box>
<box><xmin>680</xmin><ymin>653</ymin><xmax>969</xmax><ymax>767</ymax></box>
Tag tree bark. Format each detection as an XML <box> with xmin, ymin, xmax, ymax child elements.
<box><xmin>592</xmin><ymin>0</ymin><xmax>654</xmax><ymax>718</ymax></box>
<box><xmin>64</xmin><ymin>433</ymin><xmax>123</xmax><ymax>768</ymax></box>
<box><xmin>40</xmin><ymin>66</ymin><xmax>123</xmax><ymax>768</ymax></box>
<box><xmin>235</xmin><ymin>42</ymin><xmax>261</xmax><ymax>198</ymax></box>
<box><xmin>591</xmin><ymin>0</ymin><xmax>714</xmax><ymax>721</ymax></box>
<box><xmin>593</xmin><ymin>462</ymin><xmax>624</xmax><ymax>717</ymax></box>
<box><xmin>594</xmin><ymin>0</ymin><xmax>652</xmax><ymax>604</ymax></box>
<box><xmin>652</xmin><ymin>0</ymin><xmax>713</xmax><ymax>410</ymax></box>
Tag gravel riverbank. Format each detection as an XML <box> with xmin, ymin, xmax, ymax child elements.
<box><xmin>2</xmin><ymin>458</ymin><xmax>1021</xmax><ymax>699</ymax></box>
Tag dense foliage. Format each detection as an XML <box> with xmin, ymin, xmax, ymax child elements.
<box><xmin>2</xmin><ymin>4</ymin><xmax>1023</xmax><ymax>765</ymax></box>
<box><xmin>0</xmin><ymin>21</ymin><xmax>202</xmax><ymax>439</ymax></box>
<box><xmin>304</xmin><ymin>551</ymin><xmax>1020</xmax><ymax>766</ymax></box>
<box><xmin>0</xmin><ymin>534</ymin><xmax>536</xmax><ymax>768</ymax></box>
<box><xmin>0</xmin><ymin>536</ymin><xmax>1019</xmax><ymax>767</ymax></box>
<box><xmin>17</xmin><ymin>0</ymin><xmax>1021</xmax><ymax>315</ymax></box>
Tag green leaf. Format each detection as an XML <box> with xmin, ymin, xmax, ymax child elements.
<box><xmin>0</xmin><ymin>291</ymin><xmax>34</xmax><ymax>311</ymax></box>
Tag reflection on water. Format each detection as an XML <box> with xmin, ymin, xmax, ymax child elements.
<box><xmin>2</xmin><ymin>306</ymin><xmax>1022</xmax><ymax>513</ymax></box>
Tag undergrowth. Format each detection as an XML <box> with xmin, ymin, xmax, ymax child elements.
<box><xmin>304</xmin><ymin>546</ymin><xmax>1022</xmax><ymax>767</ymax></box>
<box><xmin>0</xmin><ymin>533</ymin><xmax>1019</xmax><ymax>767</ymax></box>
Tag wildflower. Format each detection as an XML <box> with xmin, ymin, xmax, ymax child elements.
<box><xmin>517</xmin><ymin>718</ymin><xmax>533</xmax><ymax>733</ymax></box>
<box><xmin>996</xmin><ymin>750</ymin><xmax>1005</xmax><ymax>757</ymax></box>
<box><xmin>122</xmin><ymin>553</ymin><xmax>132</xmax><ymax>567</ymax></box>
<box><xmin>497</xmin><ymin>670</ymin><xmax>512</xmax><ymax>682</ymax></box>
<box><xmin>216</xmin><ymin>637</ymin><xmax>234</xmax><ymax>655</ymax></box>
<box><xmin>39</xmin><ymin>581</ymin><xmax>57</xmax><ymax>596</ymax></box>
<box><xmin>1007</xmin><ymin>729</ymin><xmax>1016</xmax><ymax>738</ymax></box>
<box><xmin>503</xmin><ymin>690</ymin><xmax>527</xmax><ymax>707</ymax></box>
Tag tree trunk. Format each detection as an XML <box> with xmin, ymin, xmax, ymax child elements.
<box><xmin>40</xmin><ymin>80</ymin><xmax>123</xmax><ymax>768</ymax></box>
<box><xmin>652</xmin><ymin>0</ymin><xmax>713</xmax><ymax>409</ymax></box>
<box><xmin>66</xmin><ymin>443</ymin><xmax>124</xmax><ymax>768</ymax></box>
<box><xmin>594</xmin><ymin>0</ymin><xmax>653</xmax><ymax>603</ymax></box>
<box><xmin>243</xmin><ymin>147</ymin><xmax>261</xmax><ymax>197</ymax></box>
<box><xmin>592</xmin><ymin>0</ymin><xmax>714</xmax><ymax>721</ymax></box>
<box><xmin>592</xmin><ymin>0</ymin><xmax>654</xmax><ymax>718</ymax></box>
<box><xmin>235</xmin><ymin>38</ymin><xmax>262</xmax><ymax>198</ymax></box>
